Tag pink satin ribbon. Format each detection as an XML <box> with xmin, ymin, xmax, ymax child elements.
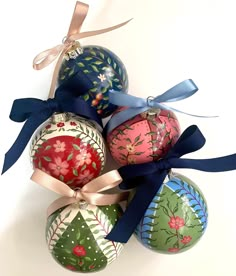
<box><xmin>31</xmin><ymin>168</ymin><xmax>129</xmax><ymax>217</ymax></box>
<box><xmin>33</xmin><ymin>1</ymin><xmax>131</xmax><ymax>98</ymax></box>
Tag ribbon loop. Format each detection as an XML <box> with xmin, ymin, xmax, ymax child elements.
<box><xmin>31</xmin><ymin>168</ymin><xmax>129</xmax><ymax>217</ymax></box>
<box><xmin>105</xmin><ymin>79</ymin><xmax>217</xmax><ymax>134</ymax></box>
<box><xmin>44</xmin><ymin>98</ymin><xmax>60</xmax><ymax>114</ymax></box>
<box><xmin>106</xmin><ymin>125</ymin><xmax>236</xmax><ymax>243</ymax></box>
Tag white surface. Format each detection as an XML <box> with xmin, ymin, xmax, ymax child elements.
<box><xmin>0</xmin><ymin>0</ymin><xmax>236</xmax><ymax>275</ymax></box>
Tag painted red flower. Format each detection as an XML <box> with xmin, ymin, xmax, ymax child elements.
<box><xmin>78</xmin><ymin>260</ymin><xmax>84</xmax><ymax>266</ymax></box>
<box><xmin>73</xmin><ymin>245</ymin><xmax>86</xmax><ymax>257</ymax></box>
<box><xmin>89</xmin><ymin>265</ymin><xmax>95</xmax><ymax>270</ymax></box>
<box><xmin>168</xmin><ymin>216</ymin><xmax>185</xmax><ymax>230</ymax></box>
<box><xmin>48</xmin><ymin>157</ymin><xmax>69</xmax><ymax>176</ymax></box>
<box><xmin>45</xmin><ymin>124</ymin><xmax>51</xmax><ymax>129</ymax></box>
<box><xmin>57</xmin><ymin>122</ymin><xmax>65</xmax><ymax>127</ymax></box>
<box><xmin>70</xmin><ymin>121</ymin><xmax>77</xmax><ymax>126</ymax></box>
<box><xmin>66</xmin><ymin>265</ymin><xmax>76</xmax><ymax>271</ymax></box>
<box><xmin>168</xmin><ymin>248</ymin><xmax>180</xmax><ymax>253</ymax></box>
<box><xmin>181</xmin><ymin>236</ymin><xmax>192</xmax><ymax>244</ymax></box>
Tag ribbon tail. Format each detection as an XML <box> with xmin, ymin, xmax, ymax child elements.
<box><xmin>70</xmin><ymin>19</ymin><xmax>132</xmax><ymax>41</ymax></box>
<box><xmin>2</xmin><ymin>112</ymin><xmax>51</xmax><ymax>174</ymax></box>
<box><xmin>106</xmin><ymin>171</ymin><xmax>167</xmax><ymax>243</ymax></box>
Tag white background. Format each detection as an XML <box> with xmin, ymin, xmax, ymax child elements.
<box><xmin>0</xmin><ymin>0</ymin><xmax>236</xmax><ymax>275</ymax></box>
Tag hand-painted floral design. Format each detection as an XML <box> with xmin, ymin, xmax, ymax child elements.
<box><xmin>73</xmin><ymin>245</ymin><xmax>87</xmax><ymax>257</ymax></box>
<box><xmin>107</xmin><ymin>109</ymin><xmax>180</xmax><ymax>165</ymax></box>
<box><xmin>89</xmin><ymin>265</ymin><xmax>95</xmax><ymax>270</ymax></box>
<box><xmin>126</xmin><ymin>144</ymin><xmax>135</xmax><ymax>153</ymax></box>
<box><xmin>76</xmin><ymin>151</ymin><xmax>92</xmax><ymax>167</ymax></box>
<box><xmin>57</xmin><ymin>122</ymin><xmax>65</xmax><ymax>128</ymax></box>
<box><xmin>97</xmin><ymin>74</ymin><xmax>106</xmax><ymax>82</ymax></box>
<box><xmin>45</xmin><ymin>124</ymin><xmax>51</xmax><ymax>129</ymax></box>
<box><xmin>127</xmin><ymin>156</ymin><xmax>136</xmax><ymax>164</ymax></box>
<box><xmin>181</xmin><ymin>236</ymin><xmax>192</xmax><ymax>244</ymax></box>
<box><xmin>168</xmin><ymin>216</ymin><xmax>185</xmax><ymax>230</ymax></box>
<box><xmin>66</xmin><ymin>265</ymin><xmax>76</xmax><ymax>271</ymax></box>
<box><xmin>48</xmin><ymin>157</ymin><xmax>69</xmax><ymax>176</ymax></box>
<box><xmin>168</xmin><ymin>248</ymin><xmax>180</xmax><ymax>253</ymax></box>
<box><xmin>53</xmin><ymin>140</ymin><xmax>66</xmax><ymax>153</ymax></box>
<box><xmin>70</xmin><ymin>121</ymin><xmax>77</xmax><ymax>126</ymax></box>
<box><xmin>76</xmin><ymin>170</ymin><xmax>94</xmax><ymax>186</ymax></box>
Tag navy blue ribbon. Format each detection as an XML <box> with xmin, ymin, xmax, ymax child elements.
<box><xmin>2</xmin><ymin>74</ymin><xmax>102</xmax><ymax>174</ymax></box>
<box><xmin>106</xmin><ymin>125</ymin><xmax>236</xmax><ymax>243</ymax></box>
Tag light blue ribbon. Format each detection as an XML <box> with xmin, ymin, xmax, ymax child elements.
<box><xmin>105</xmin><ymin>79</ymin><xmax>217</xmax><ymax>134</ymax></box>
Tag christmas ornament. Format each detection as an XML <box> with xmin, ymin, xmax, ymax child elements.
<box><xmin>106</xmin><ymin>125</ymin><xmax>236</xmax><ymax>244</ymax></box>
<box><xmin>106</xmin><ymin>108</ymin><xmax>180</xmax><ymax>165</ymax></box>
<box><xmin>58</xmin><ymin>43</ymin><xmax>129</xmax><ymax>118</ymax></box>
<box><xmin>135</xmin><ymin>172</ymin><xmax>207</xmax><ymax>254</ymax></box>
<box><xmin>46</xmin><ymin>203</ymin><xmax>124</xmax><ymax>273</ymax></box>
<box><xmin>30</xmin><ymin>113</ymin><xmax>106</xmax><ymax>189</ymax></box>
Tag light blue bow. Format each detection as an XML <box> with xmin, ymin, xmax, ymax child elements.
<box><xmin>105</xmin><ymin>79</ymin><xmax>217</xmax><ymax>134</ymax></box>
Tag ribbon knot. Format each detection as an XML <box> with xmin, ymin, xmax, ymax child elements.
<box><xmin>44</xmin><ymin>98</ymin><xmax>60</xmax><ymax>114</ymax></box>
<box><xmin>155</xmin><ymin>158</ymin><xmax>171</xmax><ymax>171</ymax></box>
<box><xmin>105</xmin><ymin>79</ymin><xmax>217</xmax><ymax>134</ymax></box>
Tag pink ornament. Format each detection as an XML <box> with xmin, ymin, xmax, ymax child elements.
<box><xmin>30</xmin><ymin>113</ymin><xmax>106</xmax><ymax>189</ymax></box>
<box><xmin>106</xmin><ymin>109</ymin><xmax>180</xmax><ymax>165</ymax></box>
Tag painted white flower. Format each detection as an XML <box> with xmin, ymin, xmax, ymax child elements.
<box><xmin>126</xmin><ymin>144</ymin><xmax>135</xmax><ymax>153</ymax></box>
<box><xmin>97</xmin><ymin>74</ymin><xmax>106</xmax><ymax>82</ymax></box>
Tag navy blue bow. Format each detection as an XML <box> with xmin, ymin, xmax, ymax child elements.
<box><xmin>2</xmin><ymin>75</ymin><xmax>102</xmax><ymax>174</ymax></box>
<box><xmin>106</xmin><ymin>125</ymin><xmax>236</xmax><ymax>243</ymax></box>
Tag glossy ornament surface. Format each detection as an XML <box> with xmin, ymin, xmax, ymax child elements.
<box><xmin>46</xmin><ymin>203</ymin><xmax>124</xmax><ymax>273</ymax></box>
<box><xmin>30</xmin><ymin>113</ymin><xmax>106</xmax><ymax>189</ymax></box>
<box><xmin>135</xmin><ymin>172</ymin><xmax>208</xmax><ymax>254</ymax></box>
<box><xmin>107</xmin><ymin>109</ymin><xmax>180</xmax><ymax>165</ymax></box>
<box><xmin>58</xmin><ymin>44</ymin><xmax>129</xmax><ymax>118</ymax></box>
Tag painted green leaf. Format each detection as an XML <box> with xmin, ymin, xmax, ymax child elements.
<box><xmin>94</xmin><ymin>60</ymin><xmax>103</xmax><ymax>65</ymax></box>
<box><xmin>90</xmin><ymin>51</ymin><xmax>96</xmax><ymax>56</ymax></box>
<box><xmin>125</xmin><ymin>137</ymin><xmax>132</xmax><ymax>143</ymax></box>
<box><xmin>43</xmin><ymin>156</ymin><xmax>52</xmax><ymax>162</ymax></box>
<box><xmin>92</xmin><ymin>162</ymin><xmax>97</xmax><ymax>170</ymax></box>
<box><xmin>113</xmin><ymin>62</ymin><xmax>117</xmax><ymax>69</ymax></box>
<box><xmin>45</xmin><ymin>145</ymin><xmax>51</xmax><ymax>150</ymax></box>
<box><xmin>80</xmin><ymin>239</ymin><xmax>85</xmax><ymax>245</ymax></box>
<box><xmin>99</xmin><ymin>52</ymin><xmax>105</xmax><ymax>59</ymax></box>
<box><xmin>64</xmin><ymin>210</ymin><xmax>71</xmax><ymax>219</ymax></box>
<box><xmin>90</xmin><ymin>87</ymin><xmax>98</xmax><ymax>92</ymax></box>
<box><xmin>134</xmin><ymin>134</ymin><xmax>141</xmax><ymax>143</ymax></box>
<box><xmin>68</xmin><ymin>69</ymin><xmax>74</xmax><ymax>76</ymax></box>
<box><xmin>113</xmin><ymin>78</ymin><xmax>119</xmax><ymax>82</ymax></box>
<box><xmin>77</xmin><ymin>62</ymin><xmax>85</xmax><ymax>67</ymax></box>
<box><xmin>107</xmin><ymin>57</ymin><xmax>111</xmax><ymax>64</ymax></box>
<box><xmin>45</xmin><ymin>130</ymin><xmax>55</xmax><ymax>134</ymax></box>
<box><xmin>90</xmin><ymin>65</ymin><xmax>99</xmax><ymax>72</ymax></box>
<box><xmin>72</xmin><ymin>144</ymin><xmax>80</xmax><ymax>150</ymax></box>
<box><xmin>84</xmin><ymin>257</ymin><xmax>92</xmax><ymax>262</ymax></box>
<box><xmin>84</xmin><ymin>57</ymin><xmax>93</xmax><ymax>61</ymax></box>
<box><xmin>135</xmin><ymin>140</ymin><xmax>144</xmax><ymax>146</ymax></box>
<box><xmin>83</xmin><ymin>94</ymin><xmax>90</xmax><ymax>101</ymax></box>
<box><xmin>67</xmin><ymin>152</ymin><xmax>73</xmax><ymax>161</ymax></box>
<box><xmin>66</xmin><ymin>179</ymin><xmax>74</xmax><ymax>185</ymax></box>
<box><xmin>135</xmin><ymin>152</ymin><xmax>145</xmax><ymax>155</ymax></box>
<box><xmin>81</xmin><ymin>164</ymin><xmax>86</xmax><ymax>171</ymax></box>
<box><xmin>118</xmin><ymin>146</ymin><xmax>125</xmax><ymax>150</ymax></box>
<box><xmin>83</xmin><ymin>69</ymin><xmax>90</xmax><ymax>74</ymax></box>
<box><xmin>76</xmin><ymin>231</ymin><xmax>80</xmax><ymax>240</ymax></box>
<box><xmin>73</xmin><ymin>168</ymin><xmax>79</xmax><ymax>176</ymax></box>
<box><xmin>87</xmin><ymin>210</ymin><xmax>94</xmax><ymax>215</ymax></box>
<box><xmin>38</xmin><ymin>160</ymin><xmax>42</xmax><ymax>169</ymax></box>
<box><xmin>59</xmin><ymin>175</ymin><xmax>64</xmax><ymax>182</ymax></box>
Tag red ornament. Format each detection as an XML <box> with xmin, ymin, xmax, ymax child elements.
<box><xmin>31</xmin><ymin>113</ymin><xmax>106</xmax><ymax>189</ymax></box>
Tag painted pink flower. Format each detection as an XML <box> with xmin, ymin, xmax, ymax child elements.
<box><xmin>168</xmin><ymin>248</ymin><xmax>180</xmax><ymax>253</ymax></box>
<box><xmin>66</xmin><ymin>265</ymin><xmax>76</xmax><ymax>271</ymax></box>
<box><xmin>76</xmin><ymin>151</ymin><xmax>92</xmax><ymax>167</ymax></box>
<box><xmin>45</xmin><ymin>124</ymin><xmax>51</xmax><ymax>129</ymax></box>
<box><xmin>168</xmin><ymin>216</ymin><xmax>185</xmax><ymax>230</ymax></box>
<box><xmin>70</xmin><ymin>121</ymin><xmax>77</xmax><ymax>126</ymax></box>
<box><xmin>181</xmin><ymin>236</ymin><xmax>192</xmax><ymax>244</ymax></box>
<box><xmin>57</xmin><ymin>122</ymin><xmax>65</xmax><ymax>128</ymax></box>
<box><xmin>73</xmin><ymin>245</ymin><xmax>86</xmax><ymax>257</ymax></box>
<box><xmin>76</xmin><ymin>170</ymin><xmax>94</xmax><ymax>185</ymax></box>
<box><xmin>48</xmin><ymin>157</ymin><xmax>69</xmax><ymax>176</ymax></box>
<box><xmin>53</xmin><ymin>140</ymin><xmax>66</xmax><ymax>153</ymax></box>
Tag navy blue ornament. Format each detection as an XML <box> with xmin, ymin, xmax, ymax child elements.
<box><xmin>58</xmin><ymin>44</ymin><xmax>129</xmax><ymax>118</ymax></box>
